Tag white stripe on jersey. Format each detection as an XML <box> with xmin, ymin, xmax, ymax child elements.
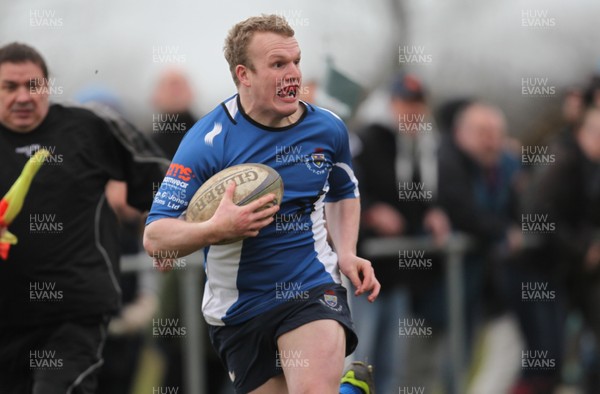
<box><xmin>319</xmin><ymin>106</ymin><xmax>343</xmax><ymax>121</ymax></box>
<box><xmin>202</xmin><ymin>242</ymin><xmax>243</xmax><ymax>325</ymax></box>
<box><xmin>311</xmin><ymin>187</ymin><xmax>341</xmax><ymax>284</ymax></box>
<box><xmin>334</xmin><ymin>162</ymin><xmax>360</xmax><ymax>198</ymax></box>
<box><xmin>224</xmin><ymin>96</ymin><xmax>239</xmax><ymax>119</ymax></box>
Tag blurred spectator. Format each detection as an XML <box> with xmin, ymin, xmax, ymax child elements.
<box><xmin>550</xmin><ymin>86</ymin><xmax>585</xmax><ymax>150</ymax></box>
<box><xmin>439</xmin><ymin>102</ymin><xmax>522</xmax><ymax>250</ymax></box>
<box><xmin>508</xmin><ymin>105</ymin><xmax>600</xmax><ymax>394</ymax></box>
<box><xmin>583</xmin><ymin>74</ymin><xmax>600</xmax><ymax>109</ymax></box>
<box><xmin>353</xmin><ymin>73</ymin><xmax>450</xmax><ymax>393</ymax></box>
<box><xmin>434</xmin><ymin>97</ymin><xmax>473</xmax><ymax>135</ymax></box>
<box><xmin>551</xmin><ymin>75</ymin><xmax>600</xmax><ymax>153</ymax></box>
<box><xmin>150</xmin><ymin>68</ymin><xmax>197</xmax><ymax>159</ymax></box>
<box><xmin>563</xmin><ymin>87</ymin><xmax>585</xmax><ymax>126</ymax></box>
<box><xmin>438</xmin><ymin>101</ymin><xmax>524</xmax><ymax>392</ymax></box>
<box><xmin>566</xmin><ymin>105</ymin><xmax>600</xmax><ymax>393</ymax></box>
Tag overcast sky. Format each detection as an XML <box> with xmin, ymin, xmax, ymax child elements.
<box><xmin>2</xmin><ymin>0</ymin><xmax>599</xmax><ymax>137</ymax></box>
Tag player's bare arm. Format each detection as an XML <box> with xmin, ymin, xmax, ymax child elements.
<box><xmin>325</xmin><ymin>197</ymin><xmax>381</xmax><ymax>302</ymax></box>
<box><xmin>144</xmin><ymin>181</ymin><xmax>279</xmax><ymax>257</ymax></box>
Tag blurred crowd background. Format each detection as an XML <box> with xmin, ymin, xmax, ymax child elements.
<box><xmin>2</xmin><ymin>1</ymin><xmax>600</xmax><ymax>393</ymax></box>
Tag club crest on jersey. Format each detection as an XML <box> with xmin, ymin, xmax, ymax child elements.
<box><xmin>320</xmin><ymin>290</ymin><xmax>342</xmax><ymax>312</ymax></box>
<box><xmin>311</xmin><ymin>153</ymin><xmax>325</xmax><ymax>168</ymax></box>
<box><xmin>304</xmin><ymin>150</ymin><xmax>331</xmax><ymax>175</ymax></box>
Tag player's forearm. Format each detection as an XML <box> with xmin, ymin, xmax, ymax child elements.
<box><xmin>143</xmin><ymin>218</ymin><xmax>221</xmax><ymax>258</ymax></box>
<box><xmin>325</xmin><ymin>197</ymin><xmax>360</xmax><ymax>258</ymax></box>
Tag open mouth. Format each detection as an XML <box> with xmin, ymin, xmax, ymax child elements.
<box><xmin>277</xmin><ymin>85</ymin><xmax>298</xmax><ymax>99</ymax></box>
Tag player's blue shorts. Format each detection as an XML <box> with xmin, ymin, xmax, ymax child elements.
<box><xmin>208</xmin><ymin>282</ymin><xmax>358</xmax><ymax>393</ymax></box>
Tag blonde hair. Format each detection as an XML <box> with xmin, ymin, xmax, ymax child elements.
<box><xmin>224</xmin><ymin>14</ymin><xmax>295</xmax><ymax>86</ymax></box>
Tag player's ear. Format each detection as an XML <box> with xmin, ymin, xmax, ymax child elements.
<box><xmin>236</xmin><ymin>65</ymin><xmax>251</xmax><ymax>88</ymax></box>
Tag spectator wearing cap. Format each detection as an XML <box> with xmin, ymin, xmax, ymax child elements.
<box><xmin>353</xmin><ymin>73</ymin><xmax>450</xmax><ymax>392</ymax></box>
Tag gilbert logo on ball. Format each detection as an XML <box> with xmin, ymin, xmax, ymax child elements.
<box><xmin>185</xmin><ymin>163</ymin><xmax>284</xmax><ymax>244</ymax></box>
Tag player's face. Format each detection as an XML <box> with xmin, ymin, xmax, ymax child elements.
<box><xmin>244</xmin><ymin>32</ymin><xmax>302</xmax><ymax>120</ymax></box>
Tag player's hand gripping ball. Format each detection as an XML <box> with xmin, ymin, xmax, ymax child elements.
<box><xmin>185</xmin><ymin>163</ymin><xmax>283</xmax><ymax>244</ymax></box>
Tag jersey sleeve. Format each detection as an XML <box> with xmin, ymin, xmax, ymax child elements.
<box><xmin>324</xmin><ymin>115</ymin><xmax>360</xmax><ymax>202</ymax></box>
<box><xmin>145</xmin><ymin>120</ymin><xmax>223</xmax><ymax>225</ymax></box>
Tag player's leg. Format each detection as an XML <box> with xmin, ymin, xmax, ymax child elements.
<box><xmin>277</xmin><ymin>319</ymin><xmax>346</xmax><ymax>394</ymax></box>
<box><xmin>208</xmin><ymin>313</ymin><xmax>288</xmax><ymax>393</ymax></box>
<box><xmin>209</xmin><ymin>283</ymin><xmax>366</xmax><ymax>393</ymax></box>
<box><xmin>274</xmin><ymin>283</ymin><xmax>372</xmax><ymax>393</ymax></box>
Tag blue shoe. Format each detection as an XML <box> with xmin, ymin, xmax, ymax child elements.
<box><xmin>340</xmin><ymin>361</ymin><xmax>375</xmax><ymax>394</ymax></box>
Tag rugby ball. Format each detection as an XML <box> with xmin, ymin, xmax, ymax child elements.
<box><xmin>185</xmin><ymin>163</ymin><xmax>283</xmax><ymax>244</ymax></box>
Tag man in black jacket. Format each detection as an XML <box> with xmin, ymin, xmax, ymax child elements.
<box><xmin>353</xmin><ymin>73</ymin><xmax>450</xmax><ymax>392</ymax></box>
<box><xmin>438</xmin><ymin>102</ymin><xmax>522</xmax><ymax>246</ymax></box>
<box><xmin>0</xmin><ymin>42</ymin><xmax>164</xmax><ymax>394</ymax></box>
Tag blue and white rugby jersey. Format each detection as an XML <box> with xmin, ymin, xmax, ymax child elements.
<box><xmin>146</xmin><ymin>94</ymin><xmax>359</xmax><ymax>326</ymax></box>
